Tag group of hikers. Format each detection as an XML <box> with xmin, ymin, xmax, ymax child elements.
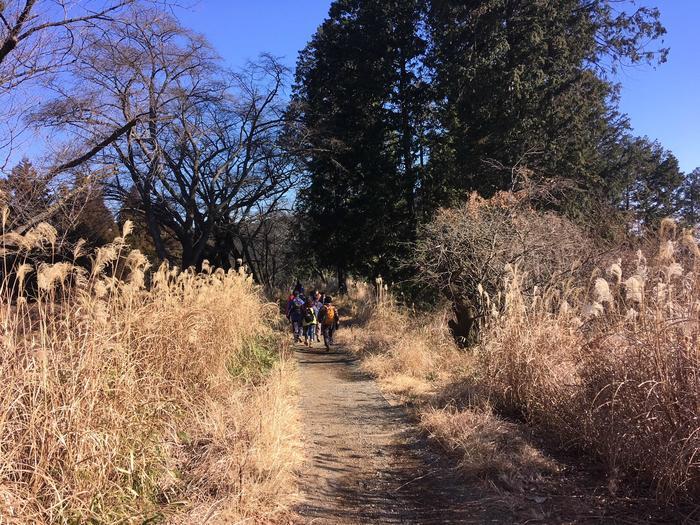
<box><xmin>284</xmin><ymin>282</ymin><xmax>339</xmax><ymax>350</ymax></box>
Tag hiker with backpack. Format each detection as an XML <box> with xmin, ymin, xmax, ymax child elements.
<box><xmin>312</xmin><ymin>291</ymin><xmax>323</xmax><ymax>343</ymax></box>
<box><xmin>284</xmin><ymin>289</ymin><xmax>295</xmax><ymax>318</ymax></box>
<box><xmin>293</xmin><ymin>280</ymin><xmax>304</xmax><ymax>297</ymax></box>
<box><xmin>287</xmin><ymin>290</ymin><xmax>305</xmax><ymax>343</ymax></box>
<box><xmin>318</xmin><ymin>296</ymin><xmax>339</xmax><ymax>351</ymax></box>
<box><xmin>302</xmin><ymin>297</ymin><xmax>318</xmax><ymax>346</ymax></box>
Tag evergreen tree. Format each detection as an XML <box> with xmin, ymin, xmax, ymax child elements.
<box><xmin>69</xmin><ymin>179</ymin><xmax>118</xmax><ymax>247</ymax></box>
<box><xmin>426</xmin><ymin>0</ymin><xmax>667</xmax><ymax>208</ymax></box>
<box><xmin>291</xmin><ymin>0</ymin><xmax>427</xmax><ymax>288</ymax></box>
<box><xmin>0</xmin><ymin>158</ymin><xmax>52</xmax><ymax>229</ymax></box>
<box><xmin>614</xmin><ymin>137</ymin><xmax>683</xmax><ymax>228</ymax></box>
<box><xmin>294</xmin><ymin>0</ymin><xmax>670</xmax><ymax>282</ymax></box>
<box><xmin>677</xmin><ymin>168</ymin><xmax>700</xmax><ymax>228</ymax></box>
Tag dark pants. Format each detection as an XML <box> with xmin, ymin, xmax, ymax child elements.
<box><xmin>291</xmin><ymin>319</ymin><xmax>302</xmax><ymax>342</ymax></box>
<box><xmin>322</xmin><ymin>324</ymin><xmax>335</xmax><ymax>349</ymax></box>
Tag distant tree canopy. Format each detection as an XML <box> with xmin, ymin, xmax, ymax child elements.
<box><xmin>292</xmin><ymin>0</ymin><xmax>682</xmax><ymax>287</ymax></box>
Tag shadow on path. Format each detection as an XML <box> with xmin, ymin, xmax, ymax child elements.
<box><xmin>292</xmin><ymin>344</ymin><xmax>515</xmax><ymax>524</ymax></box>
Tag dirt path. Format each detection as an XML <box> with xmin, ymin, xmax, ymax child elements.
<box><xmin>292</xmin><ymin>344</ymin><xmax>517</xmax><ymax>524</ymax></box>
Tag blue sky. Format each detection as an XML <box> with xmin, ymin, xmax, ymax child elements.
<box><xmin>182</xmin><ymin>1</ymin><xmax>699</xmax><ymax>172</ymax></box>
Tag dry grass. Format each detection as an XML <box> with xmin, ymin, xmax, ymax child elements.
<box><xmin>348</xmin><ymin>300</ymin><xmax>456</xmax><ymax>386</ymax></box>
<box><xmin>421</xmin><ymin>406</ymin><xmax>559</xmax><ymax>491</ymax></box>
<box><xmin>475</xmin><ymin>221</ymin><xmax>700</xmax><ymax>502</ymax></box>
<box><xmin>341</xmin><ymin>290</ymin><xmax>557</xmax><ymax>491</ymax></box>
<box><xmin>345</xmin><ymin>218</ymin><xmax>700</xmax><ymax>504</ymax></box>
<box><xmin>0</xmin><ymin>220</ymin><xmax>300</xmax><ymax>523</ymax></box>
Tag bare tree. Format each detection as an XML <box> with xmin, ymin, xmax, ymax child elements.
<box><xmin>36</xmin><ymin>11</ymin><xmax>300</xmax><ymax>271</ymax></box>
<box><xmin>235</xmin><ymin>207</ymin><xmax>297</xmax><ymax>289</ymax></box>
<box><xmin>415</xmin><ymin>190</ymin><xmax>593</xmax><ymax>345</ymax></box>
<box><xmin>0</xmin><ymin>0</ymin><xmax>146</xmax><ymax>170</ymax></box>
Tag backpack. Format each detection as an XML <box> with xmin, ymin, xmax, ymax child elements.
<box><xmin>322</xmin><ymin>305</ymin><xmax>336</xmax><ymax>326</ymax></box>
<box><xmin>303</xmin><ymin>307</ymin><xmax>315</xmax><ymax>324</ymax></box>
<box><xmin>291</xmin><ymin>298</ymin><xmax>304</xmax><ymax>317</ymax></box>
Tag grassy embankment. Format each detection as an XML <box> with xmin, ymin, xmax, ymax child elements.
<box><xmin>0</xmin><ymin>221</ymin><xmax>300</xmax><ymax>523</ymax></box>
<box><xmin>340</xmin><ymin>220</ymin><xmax>699</xmax><ymax>505</ymax></box>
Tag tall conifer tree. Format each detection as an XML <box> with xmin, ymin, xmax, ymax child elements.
<box><xmin>293</xmin><ymin>0</ymin><xmax>672</xmax><ymax>282</ymax></box>
<box><xmin>292</xmin><ymin>0</ymin><xmax>426</xmax><ymax>287</ymax></box>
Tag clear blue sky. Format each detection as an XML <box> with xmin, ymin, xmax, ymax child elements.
<box><xmin>182</xmin><ymin>1</ymin><xmax>700</xmax><ymax>173</ymax></box>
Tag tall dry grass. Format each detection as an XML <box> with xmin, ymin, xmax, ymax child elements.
<box><xmin>341</xmin><ymin>290</ymin><xmax>560</xmax><ymax>491</ymax></box>
<box><xmin>0</xmin><ymin>219</ymin><xmax>299</xmax><ymax>523</ymax></box>
<box><xmin>345</xmin><ymin>219</ymin><xmax>699</xmax><ymax>503</ymax></box>
<box><xmin>477</xmin><ymin>219</ymin><xmax>700</xmax><ymax>501</ymax></box>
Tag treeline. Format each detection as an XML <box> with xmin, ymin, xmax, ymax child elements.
<box><xmin>1</xmin><ymin>1</ymin><xmax>698</xmax><ymax>291</ymax></box>
<box><xmin>292</xmin><ymin>0</ymin><xmax>699</xmax><ymax>288</ymax></box>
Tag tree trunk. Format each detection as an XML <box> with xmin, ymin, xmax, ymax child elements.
<box><xmin>443</xmin><ymin>286</ymin><xmax>476</xmax><ymax>347</ymax></box>
<box><xmin>144</xmin><ymin>210</ymin><xmax>169</xmax><ymax>263</ymax></box>
<box><xmin>180</xmin><ymin>237</ymin><xmax>194</xmax><ymax>270</ymax></box>
<box><xmin>399</xmin><ymin>56</ymin><xmax>416</xmax><ymax>232</ymax></box>
<box><xmin>337</xmin><ymin>265</ymin><xmax>348</xmax><ymax>294</ymax></box>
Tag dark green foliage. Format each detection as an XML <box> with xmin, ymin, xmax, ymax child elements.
<box><xmin>677</xmin><ymin>168</ymin><xmax>700</xmax><ymax>228</ymax></box>
<box><xmin>69</xmin><ymin>179</ymin><xmax>118</xmax><ymax>247</ymax></box>
<box><xmin>294</xmin><ymin>0</ymin><xmax>675</xmax><ymax>282</ymax></box>
<box><xmin>291</xmin><ymin>0</ymin><xmax>427</xmax><ymax>286</ymax></box>
<box><xmin>426</xmin><ymin>0</ymin><xmax>668</xmax><ymax>204</ymax></box>
<box><xmin>1</xmin><ymin>160</ymin><xmax>118</xmax><ymax>247</ymax></box>
<box><xmin>0</xmin><ymin>158</ymin><xmax>51</xmax><ymax>229</ymax></box>
<box><xmin>613</xmin><ymin>137</ymin><xmax>684</xmax><ymax>228</ymax></box>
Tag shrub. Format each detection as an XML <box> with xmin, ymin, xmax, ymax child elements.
<box><xmin>415</xmin><ymin>191</ymin><xmax>592</xmax><ymax>344</ymax></box>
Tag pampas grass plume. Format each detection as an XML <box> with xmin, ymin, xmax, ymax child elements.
<box><xmin>660</xmin><ymin>217</ymin><xmax>677</xmax><ymax>240</ymax></box>
<box><xmin>583</xmin><ymin>301</ymin><xmax>604</xmax><ymax>318</ymax></box>
<box><xmin>624</xmin><ymin>275</ymin><xmax>644</xmax><ymax>304</ymax></box>
<box><xmin>658</xmin><ymin>240</ymin><xmax>675</xmax><ymax>263</ymax></box>
<box><xmin>608</xmin><ymin>260</ymin><xmax>622</xmax><ymax>285</ymax></box>
<box><xmin>16</xmin><ymin>263</ymin><xmax>33</xmax><ymax>293</ymax></box>
<box><xmin>594</xmin><ymin>278</ymin><xmax>613</xmax><ymax>304</ymax></box>
<box><xmin>122</xmin><ymin>220</ymin><xmax>134</xmax><ymax>239</ymax></box>
<box><xmin>666</xmin><ymin>263</ymin><xmax>683</xmax><ymax>280</ymax></box>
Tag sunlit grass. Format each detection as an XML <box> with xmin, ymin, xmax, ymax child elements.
<box><xmin>0</xmin><ymin>218</ymin><xmax>300</xmax><ymax>523</ymax></box>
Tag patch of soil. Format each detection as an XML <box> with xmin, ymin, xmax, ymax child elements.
<box><xmin>292</xmin><ymin>345</ymin><xmax>519</xmax><ymax>523</ymax></box>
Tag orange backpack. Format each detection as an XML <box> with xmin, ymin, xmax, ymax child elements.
<box><xmin>322</xmin><ymin>305</ymin><xmax>337</xmax><ymax>326</ymax></box>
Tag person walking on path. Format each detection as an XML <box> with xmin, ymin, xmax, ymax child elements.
<box><xmin>284</xmin><ymin>289</ymin><xmax>295</xmax><ymax>318</ymax></box>
<box><xmin>293</xmin><ymin>280</ymin><xmax>304</xmax><ymax>297</ymax></box>
<box><xmin>302</xmin><ymin>297</ymin><xmax>318</xmax><ymax>347</ymax></box>
<box><xmin>312</xmin><ymin>291</ymin><xmax>323</xmax><ymax>343</ymax></box>
<box><xmin>288</xmin><ymin>291</ymin><xmax>305</xmax><ymax>343</ymax></box>
<box><xmin>318</xmin><ymin>295</ymin><xmax>339</xmax><ymax>351</ymax></box>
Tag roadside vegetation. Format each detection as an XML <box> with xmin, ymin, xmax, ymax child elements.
<box><xmin>343</xmin><ymin>191</ymin><xmax>699</xmax><ymax>507</ymax></box>
<box><xmin>0</xmin><ymin>220</ymin><xmax>299</xmax><ymax>523</ymax></box>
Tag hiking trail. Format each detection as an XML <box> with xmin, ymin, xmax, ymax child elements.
<box><xmin>290</xmin><ymin>341</ymin><xmax>688</xmax><ymax>525</ymax></box>
<box><xmin>291</xmin><ymin>344</ymin><xmax>514</xmax><ymax>524</ymax></box>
